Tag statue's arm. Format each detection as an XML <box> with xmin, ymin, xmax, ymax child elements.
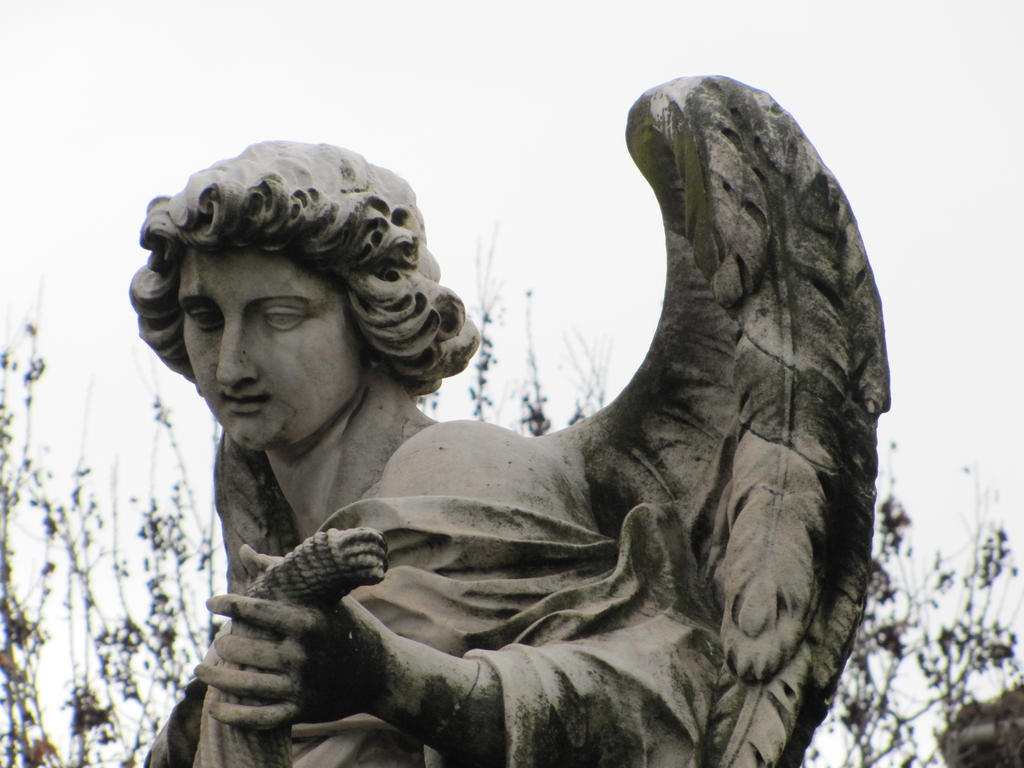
<box><xmin>197</xmin><ymin>591</ymin><xmax>506</xmax><ymax>766</ymax></box>
<box><xmin>365</xmin><ymin>602</ymin><xmax>506</xmax><ymax>765</ymax></box>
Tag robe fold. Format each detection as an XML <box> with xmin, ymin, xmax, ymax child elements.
<box><xmin>147</xmin><ymin>494</ymin><xmax>719</xmax><ymax>768</ymax></box>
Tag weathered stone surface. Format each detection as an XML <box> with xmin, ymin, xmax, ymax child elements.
<box><xmin>132</xmin><ymin>76</ymin><xmax>888</xmax><ymax>768</ymax></box>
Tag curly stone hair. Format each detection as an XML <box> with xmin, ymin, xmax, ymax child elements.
<box><xmin>130</xmin><ymin>142</ymin><xmax>479</xmax><ymax>395</ymax></box>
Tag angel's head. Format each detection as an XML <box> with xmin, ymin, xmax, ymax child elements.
<box><xmin>130</xmin><ymin>141</ymin><xmax>479</xmax><ymax>400</ymax></box>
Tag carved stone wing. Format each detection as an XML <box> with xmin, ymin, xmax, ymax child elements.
<box><xmin>549</xmin><ymin>75</ymin><xmax>889</xmax><ymax>767</ymax></box>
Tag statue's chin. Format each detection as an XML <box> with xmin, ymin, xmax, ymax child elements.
<box><xmin>207</xmin><ymin>394</ymin><xmax>305</xmax><ymax>456</ymax></box>
<box><xmin>218</xmin><ymin>415</ymin><xmax>283</xmax><ymax>454</ymax></box>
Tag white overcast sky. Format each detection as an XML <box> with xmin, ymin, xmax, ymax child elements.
<box><xmin>2</xmin><ymin>0</ymin><xmax>1023</xmax><ymax>645</ymax></box>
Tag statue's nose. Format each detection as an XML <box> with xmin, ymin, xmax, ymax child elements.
<box><xmin>216</xmin><ymin>322</ymin><xmax>257</xmax><ymax>387</ymax></box>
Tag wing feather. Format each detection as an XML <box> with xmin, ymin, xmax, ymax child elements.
<box><xmin>711</xmin><ymin>647</ymin><xmax>812</xmax><ymax>768</ymax></box>
<box><xmin>718</xmin><ymin>434</ymin><xmax>825</xmax><ymax>680</ymax></box>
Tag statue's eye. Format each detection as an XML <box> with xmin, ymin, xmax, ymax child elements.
<box><xmin>263</xmin><ymin>308</ymin><xmax>306</xmax><ymax>331</ymax></box>
<box><xmin>184</xmin><ymin>306</ymin><xmax>223</xmax><ymax>331</ymax></box>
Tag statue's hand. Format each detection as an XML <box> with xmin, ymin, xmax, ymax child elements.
<box><xmin>197</xmin><ymin>594</ymin><xmax>386</xmax><ymax>730</ymax></box>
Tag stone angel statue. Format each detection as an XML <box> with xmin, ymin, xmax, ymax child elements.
<box><xmin>131</xmin><ymin>76</ymin><xmax>889</xmax><ymax>768</ymax></box>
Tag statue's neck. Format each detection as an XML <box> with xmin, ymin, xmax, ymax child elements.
<box><xmin>265</xmin><ymin>369</ymin><xmax>433</xmax><ymax>539</ymax></box>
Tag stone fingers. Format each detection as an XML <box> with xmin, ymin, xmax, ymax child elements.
<box><xmin>207</xmin><ymin>699</ymin><xmax>301</xmax><ymax>731</ymax></box>
<box><xmin>207</xmin><ymin>594</ymin><xmax>322</xmax><ymax>636</ymax></box>
<box><xmin>195</xmin><ymin>662</ymin><xmax>298</xmax><ymax>702</ymax></box>
<box><xmin>214</xmin><ymin>632</ymin><xmax>304</xmax><ymax>672</ymax></box>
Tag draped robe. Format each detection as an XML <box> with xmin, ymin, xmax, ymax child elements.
<box><xmin>147</xmin><ymin>444</ymin><xmax>721</xmax><ymax>768</ymax></box>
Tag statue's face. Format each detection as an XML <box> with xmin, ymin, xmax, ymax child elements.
<box><xmin>178</xmin><ymin>247</ymin><xmax>365</xmax><ymax>458</ymax></box>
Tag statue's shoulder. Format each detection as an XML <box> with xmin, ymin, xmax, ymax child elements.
<box><xmin>376</xmin><ymin>420</ymin><xmax>595</xmax><ymax>527</ymax></box>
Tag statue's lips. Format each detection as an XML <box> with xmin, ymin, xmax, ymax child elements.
<box><xmin>221</xmin><ymin>393</ymin><xmax>270</xmax><ymax>414</ymax></box>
